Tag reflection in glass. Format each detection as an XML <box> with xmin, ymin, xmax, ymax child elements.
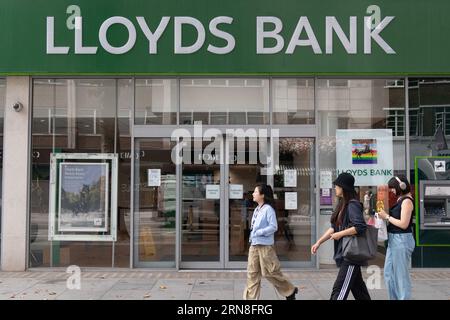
<box><xmin>134</xmin><ymin>139</ymin><xmax>176</xmax><ymax>266</ymax></box>
<box><xmin>274</xmin><ymin>138</ymin><xmax>315</xmax><ymax>262</ymax></box>
<box><xmin>228</xmin><ymin>139</ymin><xmax>267</xmax><ymax>261</ymax></box>
<box><xmin>317</xmin><ymin>79</ymin><xmax>406</xmax><ymax>267</ymax></box>
<box><xmin>182</xmin><ymin>140</ymin><xmax>221</xmax><ymax>262</ymax></box>
<box><xmin>30</xmin><ymin>79</ymin><xmax>128</xmax><ymax>267</ymax></box>
<box><xmin>408</xmin><ymin>79</ymin><xmax>450</xmax><ymax>263</ymax></box>
<box><xmin>134</xmin><ymin>79</ymin><xmax>177</xmax><ymax>125</ymax></box>
<box><xmin>115</xmin><ymin>79</ymin><xmax>133</xmax><ymax>267</ymax></box>
<box><xmin>273</xmin><ymin>79</ymin><xmax>314</xmax><ymax>124</ymax></box>
<box><xmin>180</xmin><ymin>79</ymin><xmax>269</xmax><ymax>125</ymax></box>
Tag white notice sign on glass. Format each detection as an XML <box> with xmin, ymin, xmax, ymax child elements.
<box><xmin>148</xmin><ymin>169</ymin><xmax>161</xmax><ymax>187</ymax></box>
<box><xmin>322</xmin><ymin>188</ymin><xmax>331</xmax><ymax>197</ymax></box>
<box><xmin>434</xmin><ymin>161</ymin><xmax>446</xmax><ymax>172</ymax></box>
<box><xmin>230</xmin><ymin>184</ymin><xmax>244</xmax><ymax>199</ymax></box>
<box><xmin>284</xmin><ymin>170</ymin><xmax>297</xmax><ymax>187</ymax></box>
<box><xmin>285</xmin><ymin>192</ymin><xmax>298</xmax><ymax>210</ymax></box>
<box><xmin>206</xmin><ymin>184</ymin><xmax>220</xmax><ymax>199</ymax></box>
<box><xmin>320</xmin><ymin>171</ymin><xmax>333</xmax><ymax>189</ymax></box>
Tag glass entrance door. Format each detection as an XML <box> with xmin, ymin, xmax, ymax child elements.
<box><xmin>134</xmin><ymin>135</ymin><xmax>316</xmax><ymax>269</ymax></box>
<box><xmin>224</xmin><ymin>137</ymin><xmax>316</xmax><ymax>268</ymax></box>
<box><xmin>225</xmin><ymin>138</ymin><xmax>268</xmax><ymax>268</ymax></box>
<box><xmin>180</xmin><ymin>139</ymin><xmax>224</xmax><ymax>268</ymax></box>
<box><xmin>180</xmin><ymin>136</ymin><xmax>270</xmax><ymax>268</ymax></box>
<box><xmin>133</xmin><ymin>138</ymin><xmax>177</xmax><ymax>268</ymax></box>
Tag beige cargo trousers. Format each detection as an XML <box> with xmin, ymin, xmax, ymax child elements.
<box><xmin>243</xmin><ymin>244</ymin><xmax>296</xmax><ymax>300</ymax></box>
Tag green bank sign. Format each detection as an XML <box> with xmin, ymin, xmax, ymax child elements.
<box><xmin>0</xmin><ymin>0</ymin><xmax>449</xmax><ymax>74</ymax></box>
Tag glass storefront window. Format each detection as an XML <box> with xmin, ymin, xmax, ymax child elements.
<box><xmin>26</xmin><ymin>76</ymin><xmax>413</xmax><ymax>269</ymax></box>
<box><xmin>30</xmin><ymin>79</ymin><xmax>132</xmax><ymax>267</ymax></box>
<box><xmin>134</xmin><ymin>79</ymin><xmax>178</xmax><ymax>125</ymax></box>
<box><xmin>115</xmin><ymin>79</ymin><xmax>133</xmax><ymax>267</ymax></box>
<box><xmin>273</xmin><ymin>79</ymin><xmax>315</xmax><ymax>124</ymax></box>
<box><xmin>181</xmin><ymin>140</ymin><xmax>221</xmax><ymax>262</ymax></box>
<box><xmin>274</xmin><ymin>138</ymin><xmax>315</xmax><ymax>263</ymax></box>
<box><xmin>180</xmin><ymin>79</ymin><xmax>269</xmax><ymax>125</ymax></box>
<box><xmin>228</xmin><ymin>138</ymin><xmax>267</xmax><ymax>262</ymax></box>
<box><xmin>408</xmin><ymin>79</ymin><xmax>450</xmax><ymax>265</ymax></box>
<box><xmin>409</xmin><ymin>79</ymin><xmax>450</xmax><ymax>139</ymax></box>
<box><xmin>317</xmin><ymin>78</ymin><xmax>406</xmax><ymax>266</ymax></box>
<box><xmin>134</xmin><ymin>138</ymin><xmax>176</xmax><ymax>267</ymax></box>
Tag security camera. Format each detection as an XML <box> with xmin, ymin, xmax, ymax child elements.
<box><xmin>13</xmin><ymin>102</ymin><xmax>23</xmax><ymax>112</ymax></box>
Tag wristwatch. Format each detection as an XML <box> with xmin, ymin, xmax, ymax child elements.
<box><xmin>385</xmin><ymin>215</ymin><xmax>390</xmax><ymax>222</ymax></box>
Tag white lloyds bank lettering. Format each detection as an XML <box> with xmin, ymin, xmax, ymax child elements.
<box><xmin>136</xmin><ymin>16</ymin><xmax>170</xmax><ymax>54</ymax></box>
<box><xmin>256</xmin><ymin>15</ymin><xmax>395</xmax><ymax>55</ymax></box>
<box><xmin>207</xmin><ymin>16</ymin><xmax>235</xmax><ymax>54</ymax></box>
<box><xmin>46</xmin><ymin>15</ymin><xmax>235</xmax><ymax>55</ymax></box>
<box><xmin>256</xmin><ymin>16</ymin><xmax>284</xmax><ymax>54</ymax></box>
<box><xmin>74</xmin><ymin>17</ymin><xmax>97</xmax><ymax>54</ymax></box>
<box><xmin>285</xmin><ymin>17</ymin><xmax>322</xmax><ymax>54</ymax></box>
<box><xmin>46</xmin><ymin>17</ymin><xmax>69</xmax><ymax>54</ymax></box>
<box><xmin>174</xmin><ymin>17</ymin><xmax>206</xmax><ymax>54</ymax></box>
<box><xmin>46</xmin><ymin>14</ymin><xmax>395</xmax><ymax>55</ymax></box>
<box><xmin>99</xmin><ymin>16</ymin><xmax>137</xmax><ymax>55</ymax></box>
<box><xmin>325</xmin><ymin>16</ymin><xmax>357</xmax><ymax>54</ymax></box>
<box><xmin>364</xmin><ymin>16</ymin><xmax>396</xmax><ymax>54</ymax></box>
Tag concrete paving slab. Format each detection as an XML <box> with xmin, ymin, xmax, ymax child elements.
<box><xmin>148</xmin><ymin>279</ymin><xmax>194</xmax><ymax>300</ymax></box>
<box><xmin>193</xmin><ymin>279</ymin><xmax>234</xmax><ymax>291</ymax></box>
<box><xmin>190</xmin><ymin>290</ymin><xmax>234</xmax><ymax>300</ymax></box>
<box><xmin>1</xmin><ymin>270</ymin><xmax>450</xmax><ymax>300</ymax></box>
<box><xmin>56</xmin><ymin>290</ymin><xmax>107</xmax><ymax>300</ymax></box>
<box><xmin>234</xmin><ymin>279</ymin><xmax>280</xmax><ymax>300</ymax></box>
<box><xmin>101</xmin><ymin>289</ymin><xmax>154</xmax><ymax>300</ymax></box>
<box><xmin>109</xmin><ymin>279</ymin><xmax>157</xmax><ymax>291</ymax></box>
<box><xmin>0</xmin><ymin>278</ymin><xmax>40</xmax><ymax>295</ymax></box>
<box><xmin>8</xmin><ymin>283</ymin><xmax>67</xmax><ymax>300</ymax></box>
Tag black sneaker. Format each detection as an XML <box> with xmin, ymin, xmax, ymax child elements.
<box><xmin>286</xmin><ymin>287</ymin><xmax>298</xmax><ymax>300</ymax></box>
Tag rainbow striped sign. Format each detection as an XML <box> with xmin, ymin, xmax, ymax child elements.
<box><xmin>352</xmin><ymin>139</ymin><xmax>377</xmax><ymax>164</ymax></box>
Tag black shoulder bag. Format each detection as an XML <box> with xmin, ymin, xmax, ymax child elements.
<box><xmin>341</xmin><ymin>201</ymin><xmax>378</xmax><ymax>262</ymax></box>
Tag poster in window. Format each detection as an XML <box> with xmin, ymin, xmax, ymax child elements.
<box><xmin>336</xmin><ymin>129</ymin><xmax>393</xmax><ymax>186</ymax></box>
<box><xmin>285</xmin><ymin>192</ymin><xmax>298</xmax><ymax>210</ymax></box>
<box><xmin>284</xmin><ymin>170</ymin><xmax>297</xmax><ymax>187</ymax></box>
<box><xmin>320</xmin><ymin>171</ymin><xmax>333</xmax><ymax>189</ymax></box>
<box><xmin>206</xmin><ymin>184</ymin><xmax>220</xmax><ymax>199</ymax></box>
<box><xmin>230</xmin><ymin>184</ymin><xmax>244</xmax><ymax>199</ymax></box>
<box><xmin>148</xmin><ymin>169</ymin><xmax>161</xmax><ymax>187</ymax></box>
<box><xmin>58</xmin><ymin>163</ymin><xmax>109</xmax><ymax>232</ymax></box>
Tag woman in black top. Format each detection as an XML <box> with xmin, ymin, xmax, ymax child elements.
<box><xmin>311</xmin><ymin>172</ymin><xmax>371</xmax><ymax>300</ymax></box>
<box><xmin>378</xmin><ymin>175</ymin><xmax>415</xmax><ymax>300</ymax></box>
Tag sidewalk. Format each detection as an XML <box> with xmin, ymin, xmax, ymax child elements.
<box><xmin>1</xmin><ymin>269</ymin><xmax>450</xmax><ymax>300</ymax></box>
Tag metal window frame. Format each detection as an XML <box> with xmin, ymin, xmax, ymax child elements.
<box><xmin>132</xmin><ymin>137</ymin><xmax>177</xmax><ymax>269</ymax></box>
<box><xmin>48</xmin><ymin>153</ymin><xmax>118</xmax><ymax>242</ymax></box>
<box><xmin>133</xmin><ymin>77</ymin><xmax>317</xmax><ymax>269</ymax></box>
<box><xmin>26</xmin><ymin>74</ymin><xmax>426</xmax><ymax>270</ymax></box>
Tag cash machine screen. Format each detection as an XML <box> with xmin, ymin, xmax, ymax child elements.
<box><xmin>421</xmin><ymin>182</ymin><xmax>450</xmax><ymax>228</ymax></box>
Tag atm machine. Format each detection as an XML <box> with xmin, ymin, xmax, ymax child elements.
<box><xmin>420</xmin><ymin>180</ymin><xmax>450</xmax><ymax>229</ymax></box>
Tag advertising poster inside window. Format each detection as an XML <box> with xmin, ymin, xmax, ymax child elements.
<box><xmin>336</xmin><ymin>129</ymin><xmax>393</xmax><ymax>186</ymax></box>
<box><xmin>58</xmin><ymin>163</ymin><xmax>109</xmax><ymax>232</ymax></box>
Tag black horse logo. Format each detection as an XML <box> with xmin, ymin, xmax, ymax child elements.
<box><xmin>354</xmin><ymin>144</ymin><xmax>375</xmax><ymax>159</ymax></box>
<box><xmin>436</xmin><ymin>162</ymin><xmax>445</xmax><ymax>170</ymax></box>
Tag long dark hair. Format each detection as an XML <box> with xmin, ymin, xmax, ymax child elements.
<box><xmin>255</xmin><ymin>183</ymin><xmax>275</xmax><ymax>208</ymax></box>
<box><xmin>330</xmin><ymin>188</ymin><xmax>358</xmax><ymax>226</ymax></box>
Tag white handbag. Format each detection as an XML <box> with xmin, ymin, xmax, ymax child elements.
<box><xmin>374</xmin><ymin>213</ymin><xmax>388</xmax><ymax>242</ymax></box>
